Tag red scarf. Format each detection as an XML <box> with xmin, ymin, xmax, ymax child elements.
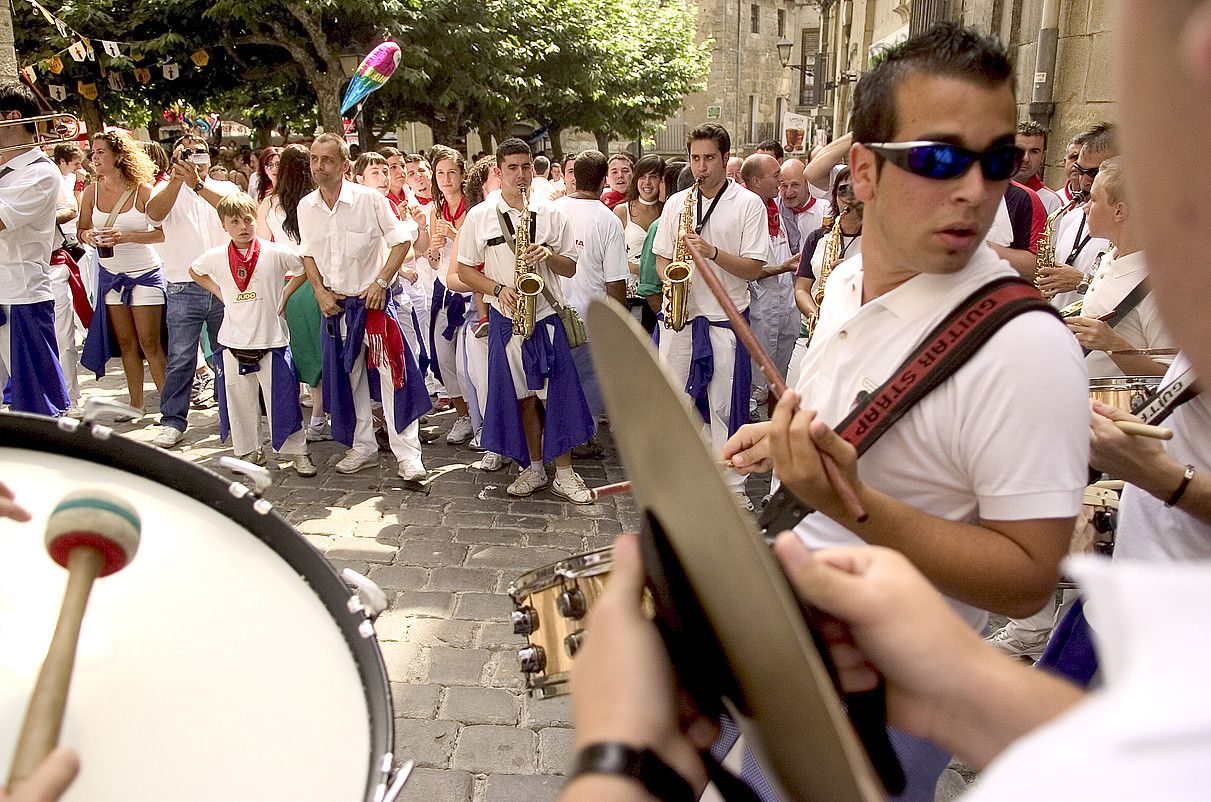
<box><xmin>228</xmin><ymin>238</ymin><xmax>260</xmax><ymax>293</ymax></box>
<box><xmin>440</xmin><ymin>194</ymin><xmax>465</xmax><ymax>223</ymax></box>
<box><xmin>790</xmin><ymin>196</ymin><xmax>816</xmax><ymax>214</ymax></box>
<box><xmin>764</xmin><ymin>198</ymin><xmax>781</xmax><ymax>237</ymax></box>
<box><xmin>414</xmin><ymin>195</ymin><xmax>431</xmax><ymax>205</ymax></box>
<box><xmin>601</xmin><ymin>189</ymin><xmax>626</xmax><ymax>210</ymax></box>
<box><xmin>387</xmin><ymin>190</ymin><xmax>407</xmax><ymax>208</ymax></box>
<box><xmin>387</xmin><ymin>196</ymin><xmax>403</xmax><ymax>219</ymax></box>
<box><xmin>365</xmin><ymin>309</ymin><xmax>407</xmax><ymax>390</ymax></box>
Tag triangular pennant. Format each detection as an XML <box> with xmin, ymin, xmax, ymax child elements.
<box><xmin>47</xmin><ymin>55</ymin><xmax>63</xmax><ymax>74</ymax></box>
<box><xmin>48</xmin><ymin>84</ymin><xmax>67</xmax><ymax>102</ymax></box>
<box><xmin>131</xmin><ymin>50</ymin><xmax>144</xmax><ymax>62</ymax></box>
<box><xmin>67</xmin><ymin>41</ymin><xmax>87</xmax><ymax>62</ymax></box>
<box><xmin>34</xmin><ymin>2</ymin><xmax>58</xmax><ymax>27</ymax></box>
<box><xmin>101</xmin><ymin>40</ymin><xmax>121</xmax><ymax>58</ymax></box>
<box><xmin>19</xmin><ymin>66</ymin><xmax>36</xmax><ymax>84</ymax></box>
<box><xmin>190</xmin><ymin>48</ymin><xmax>209</xmax><ymax>67</ymax></box>
<box><xmin>162</xmin><ymin>62</ymin><xmax>180</xmax><ymax>80</ymax></box>
<box><xmin>77</xmin><ymin>81</ymin><xmax>97</xmax><ymax>100</ymax></box>
<box><xmin>106</xmin><ymin>72</ymin><xmax>124</xmax><ymax>91</ymax></box>
<box><xmin>133</xmin><ymin>67</ymin><xmax>151</xmax><ymax>85</ymax></box>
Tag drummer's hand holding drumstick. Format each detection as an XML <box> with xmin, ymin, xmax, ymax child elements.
<box><xmin>565</xmin><ymin>534</ymin><xmax>715</xmax><ymax>801</ymax></box>
<box><xmin>1</xmin><ymin>750</ymin><xmax>78</xmax><ymax>802</ymax></box>
<box><xmin>1065</xmin><ymin>315</ymin><xmax>1131</xmax><ymax>353</ymax></box>
<box><xmin>1090</xmin><ymin>401</ymin><xmax>1211</xmax><ymax>524</ymax></box>
<box><xmin>0</xmin><ymin>480</ymin><xmax>31</xmax><ymax>522</ymax></box>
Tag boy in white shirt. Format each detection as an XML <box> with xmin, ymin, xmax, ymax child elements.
<box><xmin>189</xmin><ymin>193</ymin><xmax>316</xmax><ymax>476</ymax></box>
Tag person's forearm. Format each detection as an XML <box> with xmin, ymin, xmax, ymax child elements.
<box><xmin>927</xmin><ymin>645</ymin><xmax>1085</xmax><ymax>769</ymax></box>
<box><xmin>282</xmin><ymin>273</ymin><xmax>307</xmax><ymax>306</ymax></box>
<box><xmin>794</xmin><ymin>288</ymin><xmax>817</xmax><ymax>319</ymax></box>
<box><xmin>1122</xmin><ymin>455</ymin><xmax>1211</xmax><ymax>525</ymax></box>
<box><xmin>712</xmin><ymin>248</ymin><xmax>764</xmax><ymax>281</ymax></box>
<box><xmin>547</xmin><ymin>252</ymin><xmax>576</xmax><ymax>278</ymax></box>
<box><xmin>458</xmin><ymin>261</ymin><xmax>498</xmax><ymax>296</ymax></box>
<box><xmin>146</xmin><ymin>178</ymin><xmax>185</xmax><ymax>221</ymax></box>
<box><xmin>413</xmin><ymin>221</ymin><xmax>430</xmax><ymax>254</ymax></box>
<box><xmin>990</xmin><ymin>245</ymin><xmax>1039</xmax><ymax>280</ymax></box>
<box><xmin>606</xmin><ymin>280</ymin><xmax>626</xmax><ymax>306</ymax></box>
<box><xmin>197</xmin><ymin>184</ymin><xmax>227</xmax><ymax>209</ymax></box>
<box><xmin>806</xmin><ymin>133</ymin><xmax>853</xmax><ymax>191</ymax></box>
<box><xmin>56</xmin><ymin>207</ymin><xmax>77</xmax><ymax>225</ymax></box>
<box><xmin>560</xmin><ymin>775</ymin><xmax>655</xmax><ymax>802</ymax></box>
<box><xmin>376</xmin><ymin>243</ymin><xmax>408</xmax><ymax>285</ymax></box>
<box><xmin>189</xmin><ymin>272</ymin><xmax>222</xmax><ymax>301</ymax></box>
<box><xmin>831</xmin><ymin>487</ymin><xmax>1066</xmax><ymax>617</ymax></box>
<box><xmin>303</xmin><ymin>256</ymin><xmax>329</xmax><ymax>294</ymax></box>
<box><xmin>1106</xmin><ymin>352</ymin><xmax>1169</xmax><ymax>376</ymax></box>
<box><xmin>124</xmin><ymin>229</ymin><xmax>164</xmax><ymax>244</ymax></box>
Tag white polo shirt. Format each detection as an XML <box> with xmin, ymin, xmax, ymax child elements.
<box><xmin>457</xmin><ymin>189</ymin><xmax>577</xmax><ymax>320</ymax></box>
<box><xmin>0</xmin><ymin>147</ymin><xmax>62</xmax><ymax>304</ymax></box>
<box><xmin>1113</xmin><ymin>354</ymin><xmax>1211</xmax><ymax>562</ymax></box>
<box><xmin>191</xmin><ymin>238</ymin><xmax>302</xmax><ymax>349</ymax></box>
<box><xmin>555</xmin><ymin>196</ymin><xmax>629</xmax><ymax>317</ymax></box>
<box><xmin>1051</xmin><ymin>208</ymin><xmax>1109</xmax><ymax>311</ymax></box>
<box><xmin>57</xmin><ymin>171</ymin><xmax>79</xmax><ymax>241</ymax></box>
<box><xmin>150</xmin><ymin>178</ymin><xmax>241</xmax><ymax>283</ymax></box>
<box><xmin>297</xmin><ymin>181</ymin><xmax>417</xmax><ymax>296</ymax></box>
<box><xmin>1081</xmin><ymin>249</ymin><xmax>1172</xmax><ymax>377</ymax></box>
<box><xmin>796</xmin><ymin>244</ymin><xmax>1089</xmax><ymax>630</ymax></box>
<box><xmin>653</xmin><ymin>180</ymin><xmax>770</xmax><ymax>321</ymax></box>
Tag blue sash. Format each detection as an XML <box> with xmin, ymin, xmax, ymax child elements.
<box><xmin>214</xmin><ymin>346</ymin><xmax>304</xmax><ymax>451</ymax></box>
<box><xmin>1</xmin><ymin>300</ymin><xmax>69</xmax><ymax>416</ymax></box>
<box><xmin>321</xmin><ymin>295</ymin><xmax>432</xmax><ymax>447</ymax></box>
<box><xmin>654</xmin><ymin>314</ymin><xmax>753</xmax><ymax>438</ymax></box>
<box><xmin>80</xmin><ymin>267</ymin><xmax>167</xmax><ymax>378</ymax></box>
<box><xmin>427</xmin><ymin>277</ymin><xmax>469</xmax><ymax>383</ymax></box>
<box><xmin>1037</xmin><ymin>597</ymin><xmax>1099</xmax><ymax>688</ymax></box>
<box><xmin>481</xmin><ymin>307</ymin><xmax>594</xmax><ymax>467</ymax></box>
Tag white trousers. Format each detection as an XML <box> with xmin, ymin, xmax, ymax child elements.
<box><xmin>461</xmin><ymin>322</ymin><xmax>489</xmax><ymax>426</ymax></box>
<box><xmin>221</xmin><ymin>350</ymin><xmax>307</xmax><ymax>458</ymax></box>
<box><xmin>50</xmin><ymin>271</ymin><xmax>79</xmax><ymax>402</ymax></box>
<box><xmin>432</xmin><ymin>300</ymin><xmax>464</xmax><ymax>398</ymax></box>
<box><xmin>658</xmin><ymin>322</ymin><xmax>746</xmax><ymax>492</ymax></box>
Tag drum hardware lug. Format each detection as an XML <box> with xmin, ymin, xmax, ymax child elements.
<box><xmin>89</xmin><ymin>424</ymin><xmax>114</xmax><ymax>440</ymax></box>
<box><xmin>55</xmin><ymin>416</ymin><xmax>80</xmax><ymax>433</ymax></box>
<box><xmin>564</xmin><ymin>630</ymin><xmax>584</xmax><ymax>657</ymax></box>
<box><xmin>342</xmin><ymin>568</ymin><xmax>389</xmax><ymax>620</ymax></box>
<box><xmin>1093</xmin><ymin>508</ymin><xmax>1116</xmax><ymax>534</ymax></box>
<box><xmin>556</xmin><ymin>587</ymin><xmax>586</xmax><ymax>619</ymax></box>
<box><xmin>220</xmin><ymin>456</ymin><xmax>273</xmax><ymax>496</ymax></box>
<box><xmin>376</xmin><ymin>758</ymin><xmax>414</xmax><ymax>802</ymax></box>
<box><xmin>511</xmin><ymin>606</ymin><xmax>538</xmax><ymax>635</ymax></box>
<box><xmin>518</xmin><ymin>645</ymin><xmax>546</xmax><ymax>674</ymax></box>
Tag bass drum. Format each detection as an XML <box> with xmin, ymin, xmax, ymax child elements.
<box><xmin>0</xmin><ymin>412</ymin><xmax>397</xmax><ymax>801</ymax></box>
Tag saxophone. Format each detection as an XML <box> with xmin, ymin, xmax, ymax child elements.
<box><xmin>662</xmin><ymin>180</ymin><xmax>697</xmax><ymax>331</ymax></box>
<box><xmin>802</xmin><ymin>213</ymin><xmax>841</xmax><ymax>344</ymax></box>
<box><xmin>1036</xmin><ymin>190</ymin><xmax>1087</xmax><ymax>294</ymax></box>
<box><xmin>512</xmin><ymin>187</ymin><xmax>545</xmax><ymax>339</ymax></box>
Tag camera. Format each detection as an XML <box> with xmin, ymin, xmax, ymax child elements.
<box><xmin>179</xmin><ymin>147</ymin><xmax>208</xmax><ymax>165</ymax></box>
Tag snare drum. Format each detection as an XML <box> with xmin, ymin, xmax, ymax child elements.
<box><xmin>1089</xmin><ymin>376</ymin><xmax>1162</xmax><ymax>415</ymax></box>
<box><xmin>0</xmin><ymin>413</ymin><xmax>398</xmax><ymax>801</ymax></box>
<box><xmin>508</xmin><ymin>547</ymin><xmax>614</xmax><ymax>698</ymax></box>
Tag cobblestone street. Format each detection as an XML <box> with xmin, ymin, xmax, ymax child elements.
<box><xmin>73</xmin><ymin>371</ymin><xmax>657</xmax><ymax>802</ymax></box>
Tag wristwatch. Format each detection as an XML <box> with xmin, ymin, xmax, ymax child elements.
<box><xmin>492</xmin><ymin>283</ymin><xmax>505</xmax><ymax>297</ymax></box>
<box><xmin>1075</xmin><ymin>277</ymin><xmax>1090</xmax><ymax>294</ymax></box>
<box><xmin>374</xmin><ymin>277</ymin><xmax>390</xmax><ymax>289</ymax></box>
<box><xmin>192</xmin><ymin>180</ymin><xmax>205</xmax><ymax>193</ymax></box>
<box><xmin>569</xmin><ymin>743</ymin><xmax>693</xmax><ymax>802</ymax></box>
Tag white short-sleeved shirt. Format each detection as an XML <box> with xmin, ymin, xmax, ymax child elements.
<box><xmin>456</xmin><ymin>189</ymin><xmax>577</xmax><ymax>320</ymax></box>
<box><xmin>151</xmin><ymin>178</ymin><xmax>240</xmax><ymax>283</ymax></box>
<box><xmin>796</xmin><ymin>245</ymin><xmax>1089</xmax><ymax>630</ymax></box>
<box><xmin>297</xmin><ymin>181</ymin><xmax>417</xmax><ymax>296</ymax></box>
<box><xmin>57</xmin><ymin>171</ymin><xmax>79</xmax><ymax>242</ymax></box>
<box><xmin>191</xmin><ymin>238</ymin><xmax>302</xmax><ymax>349</ymax></box>
<box><xmin>1081</xmin><ymin>249</ymin><xmax>1172</xmax><ymax>377</ymax></box>
<box><xmin>1051</xmin><ymin>208</ymin><xmax>1109</xmax><ymax>311</ymax></box>
<box><xmin>653</xmin><ymin>180</ymin><xmax>771</xmax><ymax>320</ymax></box>
<box><xmin>555</xmin><ymin>197</ymin><xmax>629</xmax><ymax>316</ymax></box>
<box><xmin>0</xmin><ymin>148</ymin><xmax>63</xmax><ymax>304</ymax></box>
<box><xmin>1114</xmin><ymin>354</ymin><xmax>1211</xmax><ymax>562</ymax></box>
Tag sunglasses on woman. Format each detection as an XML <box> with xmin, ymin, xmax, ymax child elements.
<box><xmin>863</xmin><ymin>140</ymin><xmax>1024</xmax><ymax>182</ymax></box>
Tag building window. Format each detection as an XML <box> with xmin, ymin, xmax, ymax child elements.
<box><xmin>800</xmin><ymin>27</ymin><xmax>820</xmax><ymax>107</ymax></box>
<box><xmin>749</xmin><ymin>94</ymin><xmax>759</xmax><ymax>144</ymax></box>
<box><xmin>777</xmin><ymin>9</ymin><xmax>785</xmax><ymax>38</ymax></box>
<box><xmin>751</xmin><ymin>4</ymin><xmax>760</xmax><ymax>34</ymax></box>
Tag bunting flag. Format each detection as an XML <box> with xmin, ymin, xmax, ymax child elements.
<box><xmin>163</xmin><ymin>62</ymin><xmax>179</xmax><ymax>80</ymax></box>
<box><xmin>133</xmin><ymin>67</ymin><xmax>151</xmax><ymax>84</ymax></box>
<box><xmin>190</xmin><ymin>48</ymin><xmax>209</xmax><ymax>67</ymax></box>
<box><xmin>106</xmin><ymin>72</ymin><xmax>124</xmax><ymax>91</ymax></box>
<box><xmin>83</xmin><ymin>41</ymin><xmax>95</xmax><ymax>61</ymax></box>
<box><xmin>131</xmin><ymin>51</ymin><xmax>144</xmax><ymax>61</ymax></box>
<box><xmin>48</xmin><ymin>84</ymin><xmax>67</xmax><ymax>101</ymax></box>
<box><xmin>19</xmin><ymin>66</ymin><xmax>36</xmax><ymax>84</ymax></box>
<box><xmin>77</xmin><ymin>81</ymin><xmax>97</xmax><ymax>100</ymax></box>
<box><xmin>47</xmin><ymin>56</ymin><xmax>63</xmax><ymax>74</ymax></box>
<box><xmin>101</xmin><ymin>40</ymin><xmax>121</xmax><ymax>58</ymax></box>
<box><xmin>67</xmin><ymin>41</ymin><xmax>88</xmax><ymax>62</ymax></box>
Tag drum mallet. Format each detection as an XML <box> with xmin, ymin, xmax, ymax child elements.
<box><xmin>5</xmin><ymin>490</ymin><xmax>140</xmax><ymax>789</ymax></box>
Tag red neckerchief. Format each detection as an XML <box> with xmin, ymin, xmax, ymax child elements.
<box><xmin>228</xmin><ymin>238</ymin><xmax>261</xmax><ymax>293</ymax></box>
<box><xmin>791</xmin><ymin>196</ymin><xmax>816</xmax><ymax>214</ymax></box>
<box><xmin>386</xmin><ymin>195</ymin><xmax>402</xmax><ymax>219</ymax></box>
<box><xmin>414</xmin><ymin>195</ymin><xmax>431</xmax><ymax>205</ymax></box>
<box><xmin>387</xmin><ymin>190</ymin><xmax>406</xmax><ymax>207</ymax></box>
<box><xmin>365</xmin><ymin>309</ymin><xmax>407</xmax><ymax>390</ymax></box>
<box><xmin>601</xmin><ymin>189</ymin><xmax>626</xmax><ymax>210</ymax></box>
<box><xmin>440</xmin><ymin>194</ymin><xmax>465</xmax><ymax>224</ymax></box>
<box><xmin>764</xmin><ymin>198</ymin><xmax>781</xmax><ymax>237</ymax></box>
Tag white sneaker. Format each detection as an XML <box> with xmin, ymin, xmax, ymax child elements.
<box><xmin>551</xmin><ymin>471</ymin><xmax>593</xmax><ymax>504</ymax></box>
<box><xmin>293</xmin><ymin>454</ymin><xmax>318</xmax><ymax>477</ymax></box>
<box><xmin>479</xmin><ymin>451</ymin><xmax>507</xmax><ymax>472</ymax></box>
<box><xmin>446</xmin><ymin>415</ymin><xmax>474</xmax><ymax>444</ymax></box>
<box><xmin>984</xmin><ymin>627</ymin><xmax>1047</xmax><ymax>660</ymax></box>
<box><xmin>751</xmin><ymin>386</ymin><xmax>769</xmax><ymax>406</ymax></box>
<box><xmin>151</xmin><ymin>425</ymin><xmax>184</xmax><ymax>448</ymax></box>
<box><xmin>507</xmin><ymin>466</ymin><xmax>549</xmax><ymax>497</ymax></box>
<box><xmin>468</xmin><ymin>431</ymin><xmax>484</xmax><ymax>451</ymax></box>
<box><xmin>306</xmin><ymin>420</ymin><xmax>332</xmax><ymax>442</ymax></box>
<box><xmin>398</xmin><ymin>458</ymin><xmax>427</xmax><ymax>481</ymax></box>
<box><xmin>335</xmin><ymin>449</ymin><xmax>379</xmax><ymax>474</ymax></box>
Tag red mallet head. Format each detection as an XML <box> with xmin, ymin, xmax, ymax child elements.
<box><xmin>44</xmin><ymin>490</ymin><xmax>140</xmax><ymax>577</ymax></box>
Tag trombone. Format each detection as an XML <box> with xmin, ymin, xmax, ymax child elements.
<box><xmin>0</xmin><ymin>113</ymin><xmax>82</xmax><ymax>154</ymax></box>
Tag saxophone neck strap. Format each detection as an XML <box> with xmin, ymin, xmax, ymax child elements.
<box><xmin>497</xmin><ymin>206</ymin><xmax>538</xmax><ymax>256</ymax></box>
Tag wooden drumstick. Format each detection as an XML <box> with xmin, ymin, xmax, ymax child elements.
<box><xmin>6</xmin><ymin>490</ymin><xmax>140</xmax><ymax>790</ymax></box>
<box><xmin>1114</xmin><ymin>421</ymin><xmax>1174</xmax><ymax>440</ymax></box>
<box><xmin>591</xmin><ymin>462</ymin><xmax>738</xmax><ymax>501</ymax></box>
<box><xmin>683</xmin><ymin>240</ymin><xmax>868</xmax><ymax>522</ymax></box>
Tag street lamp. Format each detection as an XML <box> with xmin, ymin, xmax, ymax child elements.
<box><xmin>776</xmin><ymin>36</ymin><xmax>794</xmax><ymax>68</ymax></box>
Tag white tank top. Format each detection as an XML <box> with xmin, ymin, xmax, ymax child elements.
<box><xmin>94</xmin><ymin>188</ymin><xmax>160</xmax><ymax>274</ymax></box>
<box><xmin>621</xmin><ymin>202</ymin><xmax>652</xmax><ymax>265</ymax></box>
<box><xmin>266</xmin><ymin>199</ymin><xmax>300</xmax><ymax>255</ymax></box>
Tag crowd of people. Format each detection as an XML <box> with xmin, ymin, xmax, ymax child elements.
<box><xmin>2</xmin><ymin>6</ymin><xmax>1209</xmax><ymax>799</ymax></box>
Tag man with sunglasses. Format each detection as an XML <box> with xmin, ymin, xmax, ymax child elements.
<box><xmin>1036</xmin><ymin>124</ymin><xmax>1118</xmax><ymax>311</ymax></box>
<box><xmin>723</xmin><ymin>23</ymin><xmax>1087</xmax><ymax>801</ymax></box>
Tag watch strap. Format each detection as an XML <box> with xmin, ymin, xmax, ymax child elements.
<box><xmin>569</xmin><ymin>743</ymin><xmax>694</xmax><ymax>802</ymax></box>
<box><xmin>493</xmin><ymin>283</ymin><xmax>505</xmax><ymax>297</ymax></box>
<box><xmin>1166</xmin><ymin>464</ymin><xmax>1195</xmax><ymax>508</ymax></box>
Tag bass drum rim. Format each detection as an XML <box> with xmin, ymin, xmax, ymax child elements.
<box><xmin>0</xmin><ymin>412</ymin><xmax>394</xmax><ymax>801</ymax></box>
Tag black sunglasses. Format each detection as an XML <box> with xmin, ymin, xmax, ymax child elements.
<box><xmin>863</xmin><ymin>140</ymin><xmax>1024</xmax><ymax>182</ymax></box>
<box><xmin>1073</xmin><ymin>163</ymin><xmax>1099</xmax><ymax>178</ymax></box>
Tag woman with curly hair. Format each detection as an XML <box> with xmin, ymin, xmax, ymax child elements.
<box><xmin>79</xmin><ymin>131</ymin><xmax>167</xmax><ymax>416</ymax></box>
<box><xmin>255</xmin><ymin>143</ymin><xmax>326</xmax><ymax>438</ymax></box>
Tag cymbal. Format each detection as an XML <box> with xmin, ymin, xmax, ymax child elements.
<box><xmin>586</xmin><ymin>299</ymin><xmax>885</xmax><ymax>802</ymax></box>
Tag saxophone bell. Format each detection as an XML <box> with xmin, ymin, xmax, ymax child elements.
<box><xmin>663</xmin><ymin>180</ymin><xmax>699</xmax><ymax>331</ymax></box>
